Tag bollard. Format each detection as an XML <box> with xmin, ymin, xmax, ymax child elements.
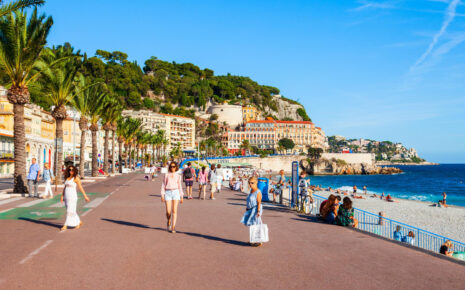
<box><xmin>379</xmin><ymin>211</ymin><xmax>386</xmax><ymax>225</ymax></box>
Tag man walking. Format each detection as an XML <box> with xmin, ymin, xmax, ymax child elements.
<box><xmin>27</xmin><ymin>158</ymin><xmax>41</xmax><ymax>198</ymax></box>
<box><xmin>182</xmin><ymin>162</ymin><xmax>196</xmax><ymax>199</ymax></box>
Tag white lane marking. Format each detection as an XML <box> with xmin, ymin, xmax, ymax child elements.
<box><xmin>50</xmin><ymin>202</ymin><xmax>62</xmax><ymax>208</ymax></box>
<box><xmin>0</xmin><ymin>208</ymin><xmax>13</xmax><ymax>214</ymax></box>
<box><xmin>19</xmin><ymin>240</ymin><xmax>53</xmax><ymax>264</ymax></box>
<box><xmin>81</xmin><ymin>208</ymin><xmax>93</xmax><ymax>217</ymax></box>
<box><xmin>0</xmin><ymin>197</ymin><xmax>23</xmax><ymax>206</ymax></box>
<box><xmin>17</xmin><ymin>199</ymin><xmax>46</xmax><ymax>208</ymax></box>
<box><xmin>84</xmin><ymin>196</ymin><xmax>108</xmax><ymax>208</ymax></box>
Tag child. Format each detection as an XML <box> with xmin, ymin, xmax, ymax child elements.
<box><xmin>393</xmin><ymin>225</ymin><xmax>402</xmax><ymax>241</ymax></box>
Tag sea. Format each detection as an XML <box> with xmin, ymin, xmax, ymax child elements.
<box><xmin>304</xmin><ymin>164</ymin><xmax>465</xmax><ymax>207</ymax></box>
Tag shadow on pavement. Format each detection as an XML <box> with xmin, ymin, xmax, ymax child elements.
<box><xmin>19</xmin><ymin>217</ymin><xmax>62</xmax><ymax>229</ymax></box>
<box><xmin>101</xmin><ymin>218</ymin><xmax>248</xmax><ymax>246</ymax></box>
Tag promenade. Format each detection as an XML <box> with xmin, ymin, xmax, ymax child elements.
<box><xmin>0</xmin><ymin>173</ymin><xmax>463</xmax><ymax>289</ymax></box>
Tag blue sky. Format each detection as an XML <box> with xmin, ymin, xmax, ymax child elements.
<box><xmin>42</xmin><ymin>0</ymin><xmax>465</xmax><ymax>163</ymax></box>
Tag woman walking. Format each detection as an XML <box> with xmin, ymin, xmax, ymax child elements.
<box><xmin>208</xmin><ymin>164</ymin><xmax>217</xmax><ymax>200</ymax></box>
<box><xmin>161</xmin><ymin>161</ymin><xmax>184</xmax><ymax>233</ymax></box>
<box><xmin>241</xmin><ymin>177</ymin><xmax>263</xmax><ymax>247</ymax></box>
<box><xmin>40</xmin><ymin>163</ymin><xmax>54</xmax><ymax>199</ymax></box>
<box><xmin>60</xmin><ymin>165</ymin><xmax>90</xmax><ymax>231</ymax></box>
<box><xmin>197</xmin><ymin>166</ymin><xmax>208</xmax><ymax>200</ymax></box>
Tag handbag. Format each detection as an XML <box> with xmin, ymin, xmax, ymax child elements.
<box><xmin>249</xmin><ymin>220</ymin><xmax>269</xmax><ymax>243</ymax></box>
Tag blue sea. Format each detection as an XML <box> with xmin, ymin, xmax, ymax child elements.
<box><xmin>306</xmin><ymin>164</ymin><xmax>465</xmax><ymax>207</ymax></box>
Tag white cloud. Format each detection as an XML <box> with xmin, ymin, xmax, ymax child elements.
<box><xmin>350</xmin><ymin>1</ymin><xmax>395</xmax><ymax>12</ymax></box>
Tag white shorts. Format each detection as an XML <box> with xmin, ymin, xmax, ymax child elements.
<box><xmin>164</xmin><ymin>189</ymin><xmax>181</xmax><ymax>201</ymax></box>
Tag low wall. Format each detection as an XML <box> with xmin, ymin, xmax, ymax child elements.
<box><xmin>321</xmin><ymin>153</ymin><xmax>375</xmax><ymax>165</ymax></box>
<box><xmin>210</xmin><ymin>155</ymin><xmax>307</xmax><ymax>173</ymax></box>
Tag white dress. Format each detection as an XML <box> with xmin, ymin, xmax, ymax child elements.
<box><xmin>64</xmin><ymin>178</ymin><xmax>80</xmax><ymax>227</ymax></box>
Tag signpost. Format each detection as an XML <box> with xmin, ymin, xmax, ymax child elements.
<box><xmin>291</xmin><ymin>161</ymin><xmax>299</xmax><ymax>208</ymax></box>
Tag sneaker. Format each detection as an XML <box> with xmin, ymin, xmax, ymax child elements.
<box><xmin>212</xmin><ymin>198</ymin><xmax>216</xmax><ymax>200</ymax></box>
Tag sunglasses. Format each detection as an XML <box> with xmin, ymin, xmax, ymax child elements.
<box><xmin>249</xmin><ymin>181</ymin><xmax>256</xmax><ymax>185</ymax></box>
<box><xmin>169</xmin><ymin>165</ymin><xmax>176</xmax><ymax>168</ymax></box>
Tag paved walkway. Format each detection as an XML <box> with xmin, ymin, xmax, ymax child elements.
<box><xmin>0</xmin><ymin>173</ymin><xmax>463</xmax><ymax>289</ymax></box>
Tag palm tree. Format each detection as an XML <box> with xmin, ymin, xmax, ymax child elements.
<box><xmin>86</xmin><ymin>86</ymin><xmax>107</xmax><ymax>177</ymax></box>
<box><xmin>124</xmin><ymin>118</ymin><xmax>142</xmax><ymax>169</ymax></box>
<box><xmin>240</xmin><ymin>139</ymin><xmax>251</xmax><ymax>155</ymax></box>
<box><xmin>0</xmin><ymin>9</ymin><xmax>52</xmax><ymax>193</ymax></box>
<box><xmin>101</xmin><ymin>97</ymin><xmax>122</xmax><ymax>174</ymax></box>
<box><xmin>116</xmin><ymin>117</ymin><xmax>129</xmax><ymax>172</ymax></box>
<box><xmin>36</xmin><ymin>46</ymin><xmax>82</xmax><ymax>183</ymax></box>
<box><xmin>72</xmin><ymin>76</ymin><xmax>93</xmax><ymax>178</ymax></box>
<box><xmin>0</xmin><ymin>0</ymin><xmax>44</xmax><ymax>17</ymax></box>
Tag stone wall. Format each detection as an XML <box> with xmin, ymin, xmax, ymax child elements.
<box><xmin>211</xmin><ymin>155</ymin><xmax>307</xmax><ymax>173</ymax></box>
<box><xmin>321</xmin><ymin>153</ymin><xmax>375</xmax><ymax>166</ymax></box>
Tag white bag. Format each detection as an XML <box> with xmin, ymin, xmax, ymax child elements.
<box><xmin>249</xmin><ymin>221</ymin><xmax>269</xmax><ymax>243</ymax></box>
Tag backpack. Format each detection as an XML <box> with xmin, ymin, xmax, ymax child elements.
<box><xmin>183</xmin><ymin>167</ymin><xmax>193</xmax><ymax>179</ymax></box>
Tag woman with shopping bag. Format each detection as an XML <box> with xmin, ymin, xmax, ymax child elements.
<box><xmin>240</xmin><ymin>177</ymin><xmax>268</xmax><ymax>247</ymax></box>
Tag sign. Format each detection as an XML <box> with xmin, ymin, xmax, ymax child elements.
<box><xmin>291</xmin><ymin>161</ymin><xmax>299</xmax><ymax>207</ymax></box>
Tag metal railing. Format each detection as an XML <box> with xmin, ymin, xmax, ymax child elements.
<box><xmin>279</xmin><ymin>186</ymin><xmax>465</xmax><ymax>255</ymax></box>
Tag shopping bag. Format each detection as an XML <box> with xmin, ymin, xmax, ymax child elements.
<box><xmin>249</xmin><ymin>221</ymin><xmax>269</xmax><ymax>243</ymax></box>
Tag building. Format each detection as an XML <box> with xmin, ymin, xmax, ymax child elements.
<box><xmin>0</xmin><ymin>90</ymin><xmax>56</xmax><ymax>177</ymax></box>
<box><xmin>206</xmin><ymin>104</ymin><xmax>243</xmax><ymax>127</ymax></box>
<box><xmin>227</xmin><ymin>131</ymin><xmax>246</xmax><ymax>154</ymax></box>
<box><xmin>242</xmin><ymin>106</ymin><xmax>261</xmax><ymax>123</ymax></box>
<box><xmin>275</xmin><ymin>120</ymin><xmax>312</xmax><ymax>153</ymax></box>
<box><xmin>244</xmin><ymin>120</ymin><xmax>277</xmax><ymax>151</ymax></box>
<box><xmin>122</xmin><ymin>110</ymin><xmax>195</xmax><ymax>152</ymax></box>
<box><xmin>311</xmin><ymin>126</ymin><xmax>327</xmax><ymax>151</ymax></box>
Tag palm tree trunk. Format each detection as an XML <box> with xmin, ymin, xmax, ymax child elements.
<box><xmin>55</xmin><ymin>118</ymin><xmax>64</xmax><ymax>185</ymax></box>
<box><xmin>111</xmin><ymin>130</ymin><xmax>116</xmax><ymax>174</ymax></box>
<box><xmin>118</xmin><ymin>140</ymin><xmax>123</xmax><ymax>173</ymax></box>
<box><xmin>12</xmin><ymin>104</ymin><xmax>27</xmax><ymax>193</ymax></box>
<box><xmin>79</xmin><ymin>129</ymin><xmax>86</xmax><ymax>178</ymax></box>
<box><xmin>91</xmin><ymin>129</ymin><xmax>98</xmax><ymax>177</ymax></box>
<box><xmin>128</xmin><ymin>143</ymin><xmax>132</xmax><ymax>169</ymax></box>
<box><xmin>103</xmin><ymin>128</ymin><xmax>109</xmax><ymax>173</ymax></box>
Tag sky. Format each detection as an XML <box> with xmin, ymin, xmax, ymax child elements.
<box><xmin>40</xmin><ymin>0</ymin><xmax>465</xmax><ymax>163</ymax></box>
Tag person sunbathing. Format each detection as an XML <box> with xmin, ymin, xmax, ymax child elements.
<box><xmin>386</xmin><ymin>194</ymin><xmax>398</xmax><ymax>203</ymax></box>
<box><xmin>440</xmin><ymin>240</ymin><xmax>454</xmax><ymax>257</ymax></box>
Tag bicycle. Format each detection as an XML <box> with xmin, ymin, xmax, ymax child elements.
<box><xmin>297</xmin><ymin>189</ymin><xmax>314</xmax><ymax>215</ymax></box>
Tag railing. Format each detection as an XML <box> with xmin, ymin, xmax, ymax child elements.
<box><xmin>279</xmin><ymin>186</ymin><xmax>465</xmax><ymax>255</ymax></box>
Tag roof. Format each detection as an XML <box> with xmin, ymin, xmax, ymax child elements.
<box><xmin>159</xmin><ymin>113</ymin><xmax>194</xmax><ymax>120</ymax></box>
<box><xmin>0</xmin><ymin>132</ymin><xmax>13</xmax><ymax>138</ymax></box>
<box><xmin>275</xmin><ymin>120</ymin><xmax>313</xmax><ymax>125</ymax></box>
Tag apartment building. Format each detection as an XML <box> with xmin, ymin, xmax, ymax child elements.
<box><xmin>242</xmin><ymin>106</ymin><xmax>261</xmax><ymax>123</ymax></box>
<box><xmin>275</xmin><ymin>120</ymin><xmax>312</xmax><ymax>153</ymax></box>
<box><xmin>310</xmin><ymin>125</ymin><xmax>327</xmax><ymax>151</ymax></box>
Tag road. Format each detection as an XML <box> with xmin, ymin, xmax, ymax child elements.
<box><xmin>0</xmin><ymin>173</ymin><xmax>463</xmax><ymax>289</ymax></box>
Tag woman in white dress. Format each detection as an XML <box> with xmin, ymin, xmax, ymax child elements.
<box><xmin>61</xmin><ymin>165</ymin><xmax>90</xmax><ymax>231</ymax></box>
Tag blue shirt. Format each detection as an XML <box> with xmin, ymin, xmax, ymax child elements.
<box><xmin>27</xmin><ymin>163</ymin><xmax>40</xmax><ymax>180</ymax></box>
<box><xmin>43</xmin><ymin>168</ymin><xmax>54</xmax><ymax>181</ymax></box>
<box><xmin>393</xmin><ymin>231</ymin><xmax>402</xmax><ymax>241</ymax></box>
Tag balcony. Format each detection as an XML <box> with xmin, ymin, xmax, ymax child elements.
<box><xmin>0</xmin><ymin>150</ymin><xmax>14</xmax><ymax>160</ymax></box>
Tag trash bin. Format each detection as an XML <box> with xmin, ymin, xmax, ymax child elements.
<box><xmin>258</xmin><ymin>177</ymin><xmax>270</xmax><ymax>202</ymax></box>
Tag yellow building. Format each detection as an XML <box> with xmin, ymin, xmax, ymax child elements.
<box><xmin>311</xmin><ymin>125</ymin><xmax>327</xmax><ymax>151</ymax></box>
<box><xmin>242</xmin><ymin>106</ymin><xmax>260</xmax><ymax>123</ymax></box>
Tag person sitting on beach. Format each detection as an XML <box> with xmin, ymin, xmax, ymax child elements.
<box><xmin>386</xmin><ymin>194</ymin><xmax>397</xmax><ymax>202</ymax></box>
<box><xmin>402</xmin><ymin>231</ymin><xmax>415</xmax><ymax>245</ymax></box>
<box><xmin>439</xmin><ymin>240</ymin><xmax>454</xmax><ymax>257</ymax></box>
<box><xmin>380</xmin><ymin>192</ymin><xmax>385</xmax><ymax>200</ymax></box>
<box><xmin>320</xmin><ymin>195</ymin><xmax>339</xmax><ymax>223</ymax></box>
<box><xmin>335</xmin><ymin>197</ymin><xmax>358</xmax><ymax>228</ymax></box>
<box><xmin>229</xmin><ymin>178</ymin><xmax>236</xmax><ymax>190</ymax></box>
<box><xmin>393</xmin><ymin>226</ymin><xmax>403</xmax><ymax>241</ymax></box>
<box><xmin>371</xmin><ymin>193</ymin><xmax>378</xmax><ymax>198</ymax></box>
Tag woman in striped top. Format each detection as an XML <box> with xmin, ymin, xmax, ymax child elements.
<box><xmin>161</xmin><ymin>161</ymin><xmax>184</xmax><ymax>233</ymax></box>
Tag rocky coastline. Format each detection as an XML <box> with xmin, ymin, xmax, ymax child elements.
<box><xmin>376</xmin><ymin>161</ymin><xmax>439</xmax><ymax>166</ymax></box>
<box><xmin>300</xmin><ymin>158</ymin><xmax>403</xmax><ymax>175</ymax></box>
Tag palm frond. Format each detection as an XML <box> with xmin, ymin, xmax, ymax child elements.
<box><xmin>0</xmin><ymin>0</ymin><xmax>44</xmax><ymax>18</ymax></box>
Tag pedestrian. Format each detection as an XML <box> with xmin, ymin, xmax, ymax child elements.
<box><xmin>40</xmin><ymin>163</ymin><xmax>54</xmax><ymax>199</ymax></box>
<box><xmin>442</xmin><ymin>192</ymin><xmax>447</xmax><ymax>206</ymax></box>
<box><xmin>27</xmin><ymin>158</ymin><xmax>41</xmax><ymax>198</ymax></box>
<box><xmin>363</xmin><ymin>186</ymin><xmax>367</xmax><ymax>195</ymax></box>
<box><xmin>60</xmin><ymin>165</ymin><xmax>90</xmax><ymax>232</ymax></box>
<box><xmin>197</xmin><ymin>166</ymin><xmax>208</xmax><ymax>200</ymax></box>
<box><xmin>273</xmin><ymin>169</ymin><xmax>285</xmax><ymax>203</ymax></box>
<box><xmin>182</xmin><ymin>162</ymin><xmax>196</xmax><ymax>199</ymax></box>
<box><xmin>161</xmin><ymin>161</ymin><xmax>184</xmax><ymax>233</ymax></box>
<box><xmin>240</xmin><ymin>176</ymin><xmax>263</xmax><ymax>247</ymax></box>
<box><xmin>208</xmin><ymin>164</ymin><xmax>217</xmax><ymax>200</ymax></box>
<box><xmin>216</xmin><ymin>164</ymin><xmax>224</xmax><ymax>194</ymax></box>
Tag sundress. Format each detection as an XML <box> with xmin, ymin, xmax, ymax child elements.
<box><xmin>240</xmin><ymin>190</ymin><xmax>263</xmax><ymax>226</ymax></box>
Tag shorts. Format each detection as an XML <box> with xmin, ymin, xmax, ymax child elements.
<box><xmin>185</xmin><ymin>180</ymin><xmax>194</xmax><ymax>187</ymax></box>
<box><xmin>164</xmin><ymin>189</ymin><xmax>181</xmax><ymax>201</ymax></box>
<box><xmin>199</xmin><ymin>182</ymin><xmax>207</xmax><ymax>186</ymax></box>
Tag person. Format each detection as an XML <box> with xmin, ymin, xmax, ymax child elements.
<box><xmin>40</xmin><ymin>163</ymin><xmax>54</xmax><ymax>199</ymax></box>
<box><xmin>182</xmin><ymin>162</ymin><xmax>196</xmax><ymax>199</ymax></box>
<box><xmin>273</xmin><ymin>170</ymin><xmax>285</xmax><ymax>203</ymax></box>
<box><xmin>27</xmin><ymin>158</ymin><xmax>41</xmax><ymax>198</ymax></box>
<box><xmin>380</xmin><ymin>192</ymin><xmax>385</xmax><ymax>200</ymax></box>
<box><xmin>363</xmin><ymin>186</ymin><xmax>367</xmax><ymax>195</ymax></box>
<box><xmin>439</xmin><ymin>240</ymin><xmax>454</xmax><ymax>257</ymax></box>
<box><xmin>320</xmin><ymin>195</ymin><xmax>339</xmax><ymax>223</ymax></box>
<box><xmin>319</xmin><ymin>195</ymin><xmax>341</xmax><ymax>214</ymax></box>
<box><xmin>335</xmin><ymin>197</ymin><xmax>358</xmax><ymax>227</ymax></box>
<box><xmin>442</xmin><ymin>192</ymin><xmax>447</xmax><ymax>206</ymax></box>
<box><xmin>352</xmin><ymin>185</ymin><xmax>358</xmax><ymax>198</ymax></box>
<box><xmin>60</xmin><ymin>165</ymin><xmax>90</xmax><ymax>231</ymax></box>
<box><xmin>208</xmin><ymin>164</ymin><xmax>217</xmax><ymax>200</ymax></box>
<box><xmin>197</xmin><ymin>166</ymin><xmax>208</xmax><ymax>200</ymax></box>
<box><xmin>298</xmin><ymin>171</ymin><xmax>312</xmax><ymax>208</ymax></box>
<box><xmin>216</xmin><ymin>164</ymin><xmax>224</xmax><ymax>194</ymax></box>
<box><xmin>402</xmin><ymin>231</ymin><xmax>415</xmax><ymax>245</ymax></box>
<box><xmin>161</xmin><ymin>161</ymin><xmax>184</xmax><ymax>233</ymax></box>
<box><xmin>386</xmin><ymin>194</ymin><xmax>396</xmax><ymax>202</ymax></box>
<box><xmin>393</xmin><ymin>225</ymin><xmax>403</xmax><ymax>241</ymax></box>
<box><xmin>240</xmin><ymin>177</ymin><xmax>263</xmax><ymax>247</ymax></box>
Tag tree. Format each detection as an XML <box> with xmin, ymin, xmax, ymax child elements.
<box><xmin>240</xmin><ymin>139</ymin><xmax>251</xmax><ymax>155</ymax></box>
<box><xmin>278</xmin><ymin>138</ymin><xmax>295</xmax><ymax>152</ymax></box>
<box><xmin>0</xmin><ymin>9</ymin><xmax>52</xmax><ymax>192</ymax></box>
<box><xmin>36</xmin><ymin>45</ymin><xmax>83</xmax><ymax>183</ymax></box>
<box><xmin>101</xmin><ymin>96</ymin><xmax>122</xmax><ymax>173</ymax></box>
<box><xmin>86</xmin><ymin>85</ymin><xmax>107</xmax><ymax>177</ymax></box>
<box><xmin>0</xmin><ymin>0</ymin><xmax>44</xmax><ymax>17</ymax></box>
<box><xmin>307</xmin><ymin>147</ymin><xmax>323</xmax><ymax>161</ymax></box>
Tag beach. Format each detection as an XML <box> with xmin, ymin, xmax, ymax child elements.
<box><xmin>314</xmin><ymin>190</ymin><xmax>465</xmax><ymax>243</ymax></box>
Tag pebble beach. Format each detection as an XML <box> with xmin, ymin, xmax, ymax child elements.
<box><xmin>314</xmin><ymin>190</ymin><xmax>465</xmax><ymax>243</ymax></box>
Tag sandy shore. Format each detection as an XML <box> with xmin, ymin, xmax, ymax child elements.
<box><xmin>313</xmin><ymin>190</ymin><xmax>465</xmax><ymax>243</ymax></box>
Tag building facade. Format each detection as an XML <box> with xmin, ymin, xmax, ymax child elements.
<box><xmin>242</xmin><ymin>106</ymin><xmax>261</xmax><ymax>123</ymax></box>
<box><xmin>310</xmin><ymin>125</ymin><xmax>327</xmax><ymax>151</ymax></box>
